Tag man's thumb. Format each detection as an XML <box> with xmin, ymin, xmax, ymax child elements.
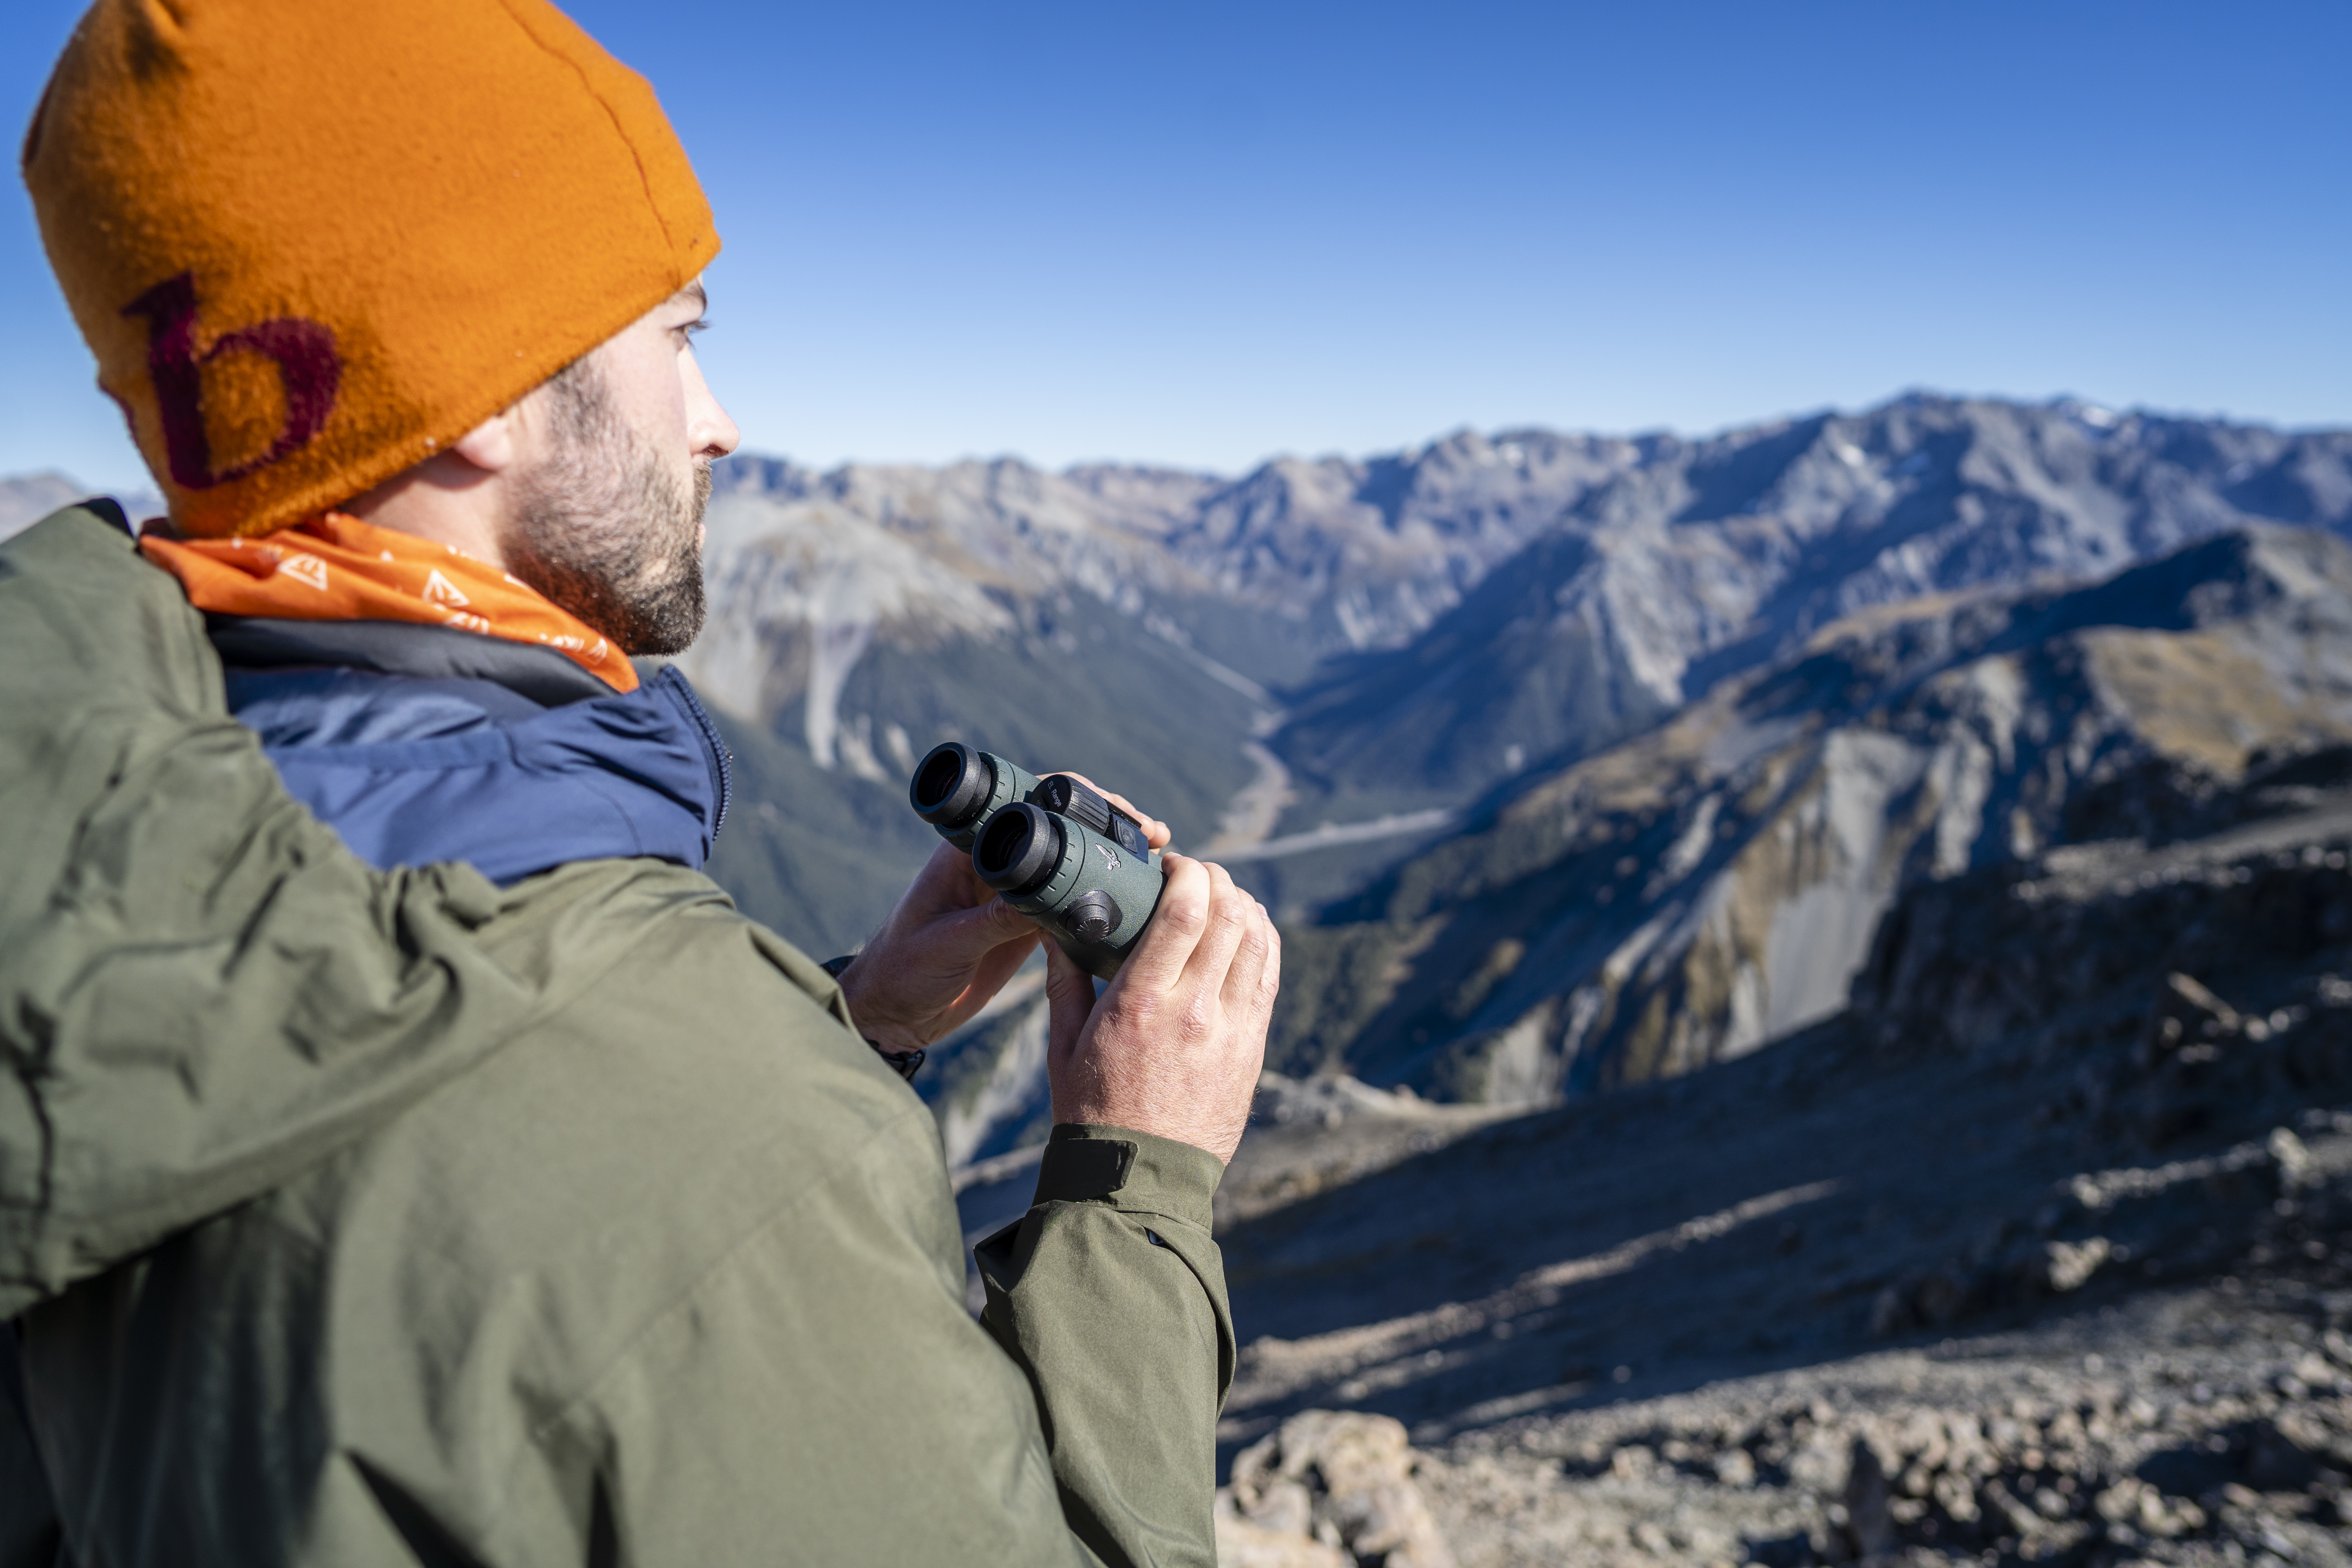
<box><xmin>980</xmin><ymin>894</ymin><xmax>1031</xmax><ymax>933</ymax></box>
<box><xmin>1042</xmin><ymin>942</ymin><xmax>1098</xmax><ymax>1051</ymax></box>
<box><xmin>938</xmin><ymin>895</ymin><xmax>1031</xmax><ymax>953</ymax></box>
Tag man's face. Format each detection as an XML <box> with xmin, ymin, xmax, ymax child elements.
<box><xmin>498</xmin><ymin>285</ymin><xmax>739</xmax><ymax>655</ymax></box>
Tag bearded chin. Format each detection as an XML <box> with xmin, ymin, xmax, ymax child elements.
<box><xmin>498</xmin><ymin>399</ymin><xmax>710</xmax><ymax>658</ymax></box>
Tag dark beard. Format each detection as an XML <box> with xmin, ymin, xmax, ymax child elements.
<box><xmin>499</xmin><ymin>358</ymin><xmax>710</xmax><ymax>656</ymax></box>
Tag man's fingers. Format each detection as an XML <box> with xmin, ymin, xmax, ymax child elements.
<box><xmin>963</xmin><ymin>923</ymin><xmax>1043</xmax><ymax>1000</ymax></box>
<box><xmin>1220</xmin><ymin>898</ymin><xmax>1279</xmax><ymax>1019</ymax></box>
<box><xmin>972</xmin><ymin>892</ymin><xmax>1036</xmax><ymax>938</ymax></box>
<box><xmin>1042</xmin><ymin>939</ymin><xmax>1098</xmax><ymax>1059</ymax></box>
<box><xmin>1260</xmin><ymin>920</ymin><xmax>1282</xmax><ymax>1009</ymax></box>
<box><xmin>883</xmin><ymin>839</ymin><xmax>996</xmax><ymax>930</ymax></box>
<box><xmin>1044</xmin><ymin>939</ymin><xmax>1093</xmax><ymax>1008</ymax></box>
<box><xmin>933</xmin><ymin>894</ymin><xmax>1036</xmax><ymax>958</ymax></box>
<box><xmin>909</xmin><ymin>838</ymin><xmax>975</xmax><ymax>894</ymax></box>
<box><xmin>1178</xmin><ymin>861</ymin><xmax>1253</xmax><ymax>994</ymax></box>
<box><xmin>1121</xmin><ymin>802</ymin><xmax>1173</xmax><ymax>851</ymax></box>
<box><xmin>1116</xmin><ymin>853</ymin><xmax>1210</xmax><ymax>995</ymax></box>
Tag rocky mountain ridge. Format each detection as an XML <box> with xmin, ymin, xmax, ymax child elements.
<box><xmin>687</xmin><ymin>396</ymin><xmax>2352</xmax><ymax>948</ymax></box>
<box><xmin>0</xmin><ymin>473</ymin><xmax>160</xmax><ymax>541</ymax></box>
<box><xmin>1266</xmin><ymin>525</ymin><xmax>2352</xmax><ymax>1101</ymax></box>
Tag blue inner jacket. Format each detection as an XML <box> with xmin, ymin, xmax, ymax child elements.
<box><xmin>215</xmin><ymin>617</ymin><xmax>731</xmax><ymax>886</ymax></box>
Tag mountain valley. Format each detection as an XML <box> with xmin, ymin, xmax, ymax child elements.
<box><xmin>678</xmin><ymin>394</ymin><xmax>2352</xmax><ymax>954</ymax></box>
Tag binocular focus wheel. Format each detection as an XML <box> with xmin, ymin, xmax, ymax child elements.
<box><xmin>1065</xmin><ymin>890</ymin><xmax>1121</xmax><ymax>945</ymax></box>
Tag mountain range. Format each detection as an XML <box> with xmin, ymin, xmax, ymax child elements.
<box><xmin>648</xmin><ymin>395</ymin><xmax>2352</xmax><ymax>1163</ymax></box>
<box><xmin>11</xmin><ymin>392</ymin><xmax>2350</xmax><ymax>1109</ymax></box>
<box><xmin>682</xmin><ymin>394</ymin><xmax>2352</xmax><ymax>952</ymax></box>
<box><xmin>0</xmin><ymin>472</ymin><xmax>159</xmax><ymax>540</ymax></box>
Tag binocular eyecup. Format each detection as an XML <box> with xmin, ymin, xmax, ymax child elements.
<box><xmin>910</xmin><ymin>742</ymin><xmax>1040</xmax><ymax>850</ymax></box>
<box><xmin>910</xmin><ymin>742</ymin><xmax>988</xmax><ymax>828</ymax></box>
<box><xmin>973</xmin><ymin>802</ymin><xmax>1063</xmax><ymax>896</ymax></box>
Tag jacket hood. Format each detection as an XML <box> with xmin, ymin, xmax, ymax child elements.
<box><xmin>225</xmin><ymin>645</ymin><xmax>733</xmax><ymax>886</ymax></box>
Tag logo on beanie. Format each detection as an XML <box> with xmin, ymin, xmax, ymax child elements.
<box><xmin>122</xmin><ymin>272</ymin><xmax>342</xmax><ymax>492</ymax></box>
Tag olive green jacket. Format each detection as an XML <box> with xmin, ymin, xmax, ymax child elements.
<box><xmin>0</xmin><ymin>506</ymin><xmax>1234</xmax><ymax>1566</ymax></box>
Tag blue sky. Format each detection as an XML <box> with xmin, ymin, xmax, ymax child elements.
<box><xmin>6</xmin><ymin>1</ymin><xmax>2348</xmax><ymax>492</ymax></box>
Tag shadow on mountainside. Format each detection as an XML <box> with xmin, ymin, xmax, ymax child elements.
<box><xmin>1214</xmin><ymin>786</ymin><xmax>2352</xmax><ymax>1477</ymax></box>
<box><xmin>1220</xmin><ymin>1019</ymin><xmax>2076</xmax><ymax>1430</ymax></box>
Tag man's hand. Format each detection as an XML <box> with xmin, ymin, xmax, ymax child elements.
<box><xmin>835</xmin><ymin>841</ymin><xmax>1036</xmax><ymax>1055</ymax></box>
<box><xmin>1044</xmin><ymin>854</ymin><xmax>1278</xmax><ymax>1164</ymax></box>
<box><xmin>836</xmin><ymin>773</ymin><xmax>1170</xmax><ymax>1056</ymax></box>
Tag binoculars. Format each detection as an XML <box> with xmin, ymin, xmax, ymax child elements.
<box><xmin>909</xmin><ymin>741</ymin><xmax>1165</xmax><ymax>979</ymax></box>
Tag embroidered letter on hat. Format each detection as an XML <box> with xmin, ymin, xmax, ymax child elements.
<box><xmin>123</xmin><ymin>272</ymin><xmax>342</xmax><ymax>492</ymax></box>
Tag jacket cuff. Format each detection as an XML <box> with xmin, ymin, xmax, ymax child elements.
<box><xmin>1034</xmin><ymin>1123</ymin><xmax>1222</xmax><ymax>1231</ymax></box>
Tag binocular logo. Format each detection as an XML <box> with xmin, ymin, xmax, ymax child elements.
<box><xmin>123</xmin><ymin>271</ymin><xmax>342</xmax><ymax>491</ymax></box>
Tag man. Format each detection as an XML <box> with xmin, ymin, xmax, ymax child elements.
<box><xmin>1</xmin><ymin>1</ymin><xmax>1276</xmax><ymax>1563</ymax></box>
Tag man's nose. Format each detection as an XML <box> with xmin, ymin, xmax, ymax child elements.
<box><xmin>697</xmin><ymin>403</ymin><xmax>740</xmax><ymax>461</ymax></box>
<box><xmin>683</xmin><ymin>354</ymin><xmax>739</xmax><ymax>460</ymax></box>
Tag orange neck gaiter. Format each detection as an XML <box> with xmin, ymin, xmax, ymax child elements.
<box><xmin>141</xmin><ymin>512</ymin><xmax>638</xmax><ymax>694</ymax></box>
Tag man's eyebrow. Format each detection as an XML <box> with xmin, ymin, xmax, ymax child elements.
<box><xmin>674</xmin><ymin>281</ymin><xmax>709</xmax><ymax>314</ymax></box>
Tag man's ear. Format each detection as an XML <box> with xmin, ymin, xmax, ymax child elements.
<box><xmin>450</xmin><ymin>408</ymin><xmax>520</xmax><ymax>474</ymax></box>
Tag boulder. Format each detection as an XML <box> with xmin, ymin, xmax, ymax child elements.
<box><xmin>1220</xmin><ymin>1411</ymin><xmax>1456</xmax><ymax>1568</ymax></box>
<box><xmin>1213</xmin><ymin>1509</ymin><xmax>1348</xmax><ymax>1568</ymax></box>
<box><xmin>1840</xmin><ymin>1436</ymin><xmax>1899</xmax><ymax>1558</ymax></box>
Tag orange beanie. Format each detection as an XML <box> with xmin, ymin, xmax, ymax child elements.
<box><xmin>21</xmin><ymin>0</ymin><xmax>719</xmax><ymax>539</ymax></box>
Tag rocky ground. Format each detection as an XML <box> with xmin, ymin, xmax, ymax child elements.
<box><xmin>1218</xmin><ymin>1076</ymin><xmax>2352</xmax><ymax>1568</ymax></box>
<box><xmin>1403</xmin><ymin>1193</ymin><xmax>2352</xmax><ymax>1568</ymax></box>
<box><xmin>1204</xmin><ymin>782</ymin><xmax>2352</xmax><ymax>1565</ymax></box>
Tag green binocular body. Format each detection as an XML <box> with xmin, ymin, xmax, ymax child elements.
<box><xmin>908</xmin><ymin>742</ymin><xmax>1165</xmax><ymax>980</ymax></box>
